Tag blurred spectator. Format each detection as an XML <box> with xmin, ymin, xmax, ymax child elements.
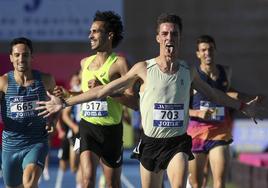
<box><xmin>56</xmin><ymin>72</ymin><xmax>82</xmax><ymax>188</ymax></box>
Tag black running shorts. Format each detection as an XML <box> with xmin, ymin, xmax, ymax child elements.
<box><xmin>131</xmin><ymin>132</ymin><xmax>194</xmax><ymax>173</ymax></box>
<box><xmin>79</xmin><ymin>119</ymin><xmax>123</xmax><ymax>168</ymax></box>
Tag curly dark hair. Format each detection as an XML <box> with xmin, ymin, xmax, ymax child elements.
<box><xmin>9</xmin><ymin>37</ymin><xmax>33</xmax><ymax>54</ymax></box>
<box><xmin>93</xmin><ymin>10</ymin><xmax>123</xmax><ymax>48</ymax></box>
<box><xmin>156</xmin><ymin>13</ymin><xmax>183</xmax><ymax>35</ymax></box>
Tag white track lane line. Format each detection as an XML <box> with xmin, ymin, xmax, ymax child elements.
<box><xmin>55</xmin><ymin>168</ymin><xmax>64</xmax><ymax>188</ymax></box>
<box><xmin>121</xmin><ymin>173</ymin><xmax>135</xmax><ymax>188</ymax></box>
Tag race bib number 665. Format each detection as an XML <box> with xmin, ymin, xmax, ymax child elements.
<box><xmin>153</xmin><ymin>103</ymin><xmax>184</xmax><ymax>127</ymax></box>
<box><xmin>10</xmin><ymin>95</ymin><xmax>39</xmax><ymax>118</ymax></box>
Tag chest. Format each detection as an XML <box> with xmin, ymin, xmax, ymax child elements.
<box><xmin>146</xmin><ymin>67</ymin><xmax>191</xmax><ymax>98</ymax></box>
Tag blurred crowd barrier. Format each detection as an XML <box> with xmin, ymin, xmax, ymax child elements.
<box><xmin>230</xmin><ymin>119</ymin><xmax>268</xmax><ymax>188</ymax></box>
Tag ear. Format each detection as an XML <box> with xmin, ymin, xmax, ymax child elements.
<box><xmin>9</xmin><ymin>54</ymin><xmax>13</xmax><ymax>63</ymax></box>
<box><xmin>156</xmin><ymin>34</ymin><xmax>160</xmax><ymax>43</ymax></box>
<box><xmin>196</xmin><ymin>51</ymin><xmax>201</xmax><ymax>59</ymax></box>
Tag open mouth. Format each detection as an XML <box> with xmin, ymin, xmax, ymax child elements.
<box><xmin>166</xmin><ymin>44</ymin><xmax>174</xmax><ymax>53</ymax></box>
<box><xmin>166</xmin><ymin>44</ymin><xmax>174</xmax><ymax>48</ymax></box>
<box><xmin>205</xmin><ymin>57</ymin><xmax>211</xmax><ymax>61</ymax></box>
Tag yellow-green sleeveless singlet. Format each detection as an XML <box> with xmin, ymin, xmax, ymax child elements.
<box><xmin>80</xmin><ymin>53</ymin><xmax>122</xmax><ymax>125</ymax></box>
<box><xmin>139</xmin><ymin>58</ymin><xmax>191</xmax><ymax>138</ymax></box>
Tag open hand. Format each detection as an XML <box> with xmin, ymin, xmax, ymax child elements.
<box><xmin>198</xmin><ymin>109</ymin><xmax>216</xmax><ymax>120</ymax></box>
<box><xmin>36</xmin><ymin>91</ymin><xmax>64</xmax><ymax>118</ymax></box>
<box><xmin>242</xmin><ymin>96</ymin><xmax>267</xmax><ymax>124</ymax></box>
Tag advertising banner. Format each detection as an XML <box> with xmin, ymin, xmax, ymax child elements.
<box><xmin>0</xmin><ymin>0</ymin><xmax>123</xmax><ymax>41</ymax></box>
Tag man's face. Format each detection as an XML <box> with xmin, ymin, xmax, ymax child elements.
<box><xmin>9</xmin><ymin>43</ymin><xmax>32</xmax><ymax>73</ymax></box>
<box><xmin>196</xmin><ymin>42</ymin><xmax>216</xmax><ymax>65</ymax></box>
<box><xmin>156</xmin><ymin>22</ymin><xmax>180</xmax><ymax>57</ymax></box>
<box><xmin>88</xmin><ymin>21</ymin><xmax>110</xmax><ymax>51</ymax></box>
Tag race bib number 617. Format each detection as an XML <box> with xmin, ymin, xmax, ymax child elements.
<box><xmin>82</xmin><ymin>100</ymin><xmax>108</xmax><ymax>117</ymax></box>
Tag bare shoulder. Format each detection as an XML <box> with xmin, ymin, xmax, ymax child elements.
<box><xmin>116</xmin><ymin>55</ymin><xmax>128</xmax><ymax>65</ymax></box>
<box><xmin>108</xmin><ymin>55</ymin><xmax>129</xmax><ymax>78</ymax></box>
<box><xmin>113</xmin><ymin>55</ymin><xmax>129</xmax><ymax>70</ymax></box>
<box><xmin>132</xmin><ymin>61</ymin><xmax>147</xmax><ymax>71</ymax></box>
<box><xmin>80</xmin><ymin>57</ymin><xmax>88</xmax><ymax>69</ymax></box>
<box><xmin>0</xmin><ymin>74</ymin><xmax>8</xmax><ymax>93</ymax></box>
<box><xmin>128</xmin><ymin>61</ymin><xmax>147</xmax><ymax>80</ymax></box>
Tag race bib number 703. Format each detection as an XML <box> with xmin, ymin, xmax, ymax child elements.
<box><xmin>153</xmin><ymin>103</ymin><xmax>184</xmax><ymax>127</ymax></box>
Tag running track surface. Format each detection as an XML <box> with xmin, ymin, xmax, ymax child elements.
<box><xmin>0</xmin><ymin>149</ymin><xmax>171</xmax><ymax>188</ymax></box>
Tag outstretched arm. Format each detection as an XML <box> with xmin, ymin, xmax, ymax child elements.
<box><xmin>191</xmin><ymin>67</ymin><xmax>266</xmax><ymax>123</ymax></box>
<box><xmin>36</xmin><ymin>62</ymin><xmax>144</xmax><ymax>117</ymax></box>
<box><xmin>227</xmin><ymin>88</ymin><xmax>265</xmax><ymax>104</ymax></box>
<box><xmin>36</xmin><ymin>76</ymin><xmax>131</xmax><ymax>117</ymax></box>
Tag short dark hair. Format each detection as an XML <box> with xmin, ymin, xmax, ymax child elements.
<box><xmin>156</xmin><ymin>13</ymin><xmax>183</xmax><ymax>35</ymax></box>
<box><xmin>93</xmin><ymin>10</ymin><xmax>123</xmax><ymax>48</ymax></box>
<box><xmin>9</xmin><ymin>37</ymin><xmax>33</xmax><ymax>54</ymax></box>
<box><xmin>196</xmin><ymin>35</ymin><xmax>216</xmax><ymax>51</ymax></box>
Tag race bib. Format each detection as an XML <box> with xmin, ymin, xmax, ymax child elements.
<box><xmin>200</xmin><ymin>100</ymin><xmax>225</xmax><ymax>121</ymax></box>
<box><xmin>81</xmin><ymin>100</ymin><xmax>108</xmax><ymax>117</ymax></box>
<box><xmin>10</xmin><ymin>95</ymin><xmax>39</xmax><ymax>119</ymax></box>
<box><xmin>153</xmin><ymin>103</ymin><xmax>184</xmax><ymax>127</ymax></box>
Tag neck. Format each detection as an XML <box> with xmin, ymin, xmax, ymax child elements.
<box><xmin>200</xmin><ymin>63</ymin><xmax>218</xmax><ymax>79</ymax></box>
<box><xmin>96</xmin><ymin>50</ymin><xmax>112</xmax><ymax>57</ymax></box>
<box><xmin>156</xmin><ymin>56</ymin><xmax>178</xmax><ymax>74</ymax></box>
<box><xmin>95</xmin><ymin>51</ymin><xmax>113</xmax><ymax>64</ymax></box>
<box><xmin>14</xmin><ymin>70</ymin><xmax>33</xmax><ymax>86</ymax></box>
